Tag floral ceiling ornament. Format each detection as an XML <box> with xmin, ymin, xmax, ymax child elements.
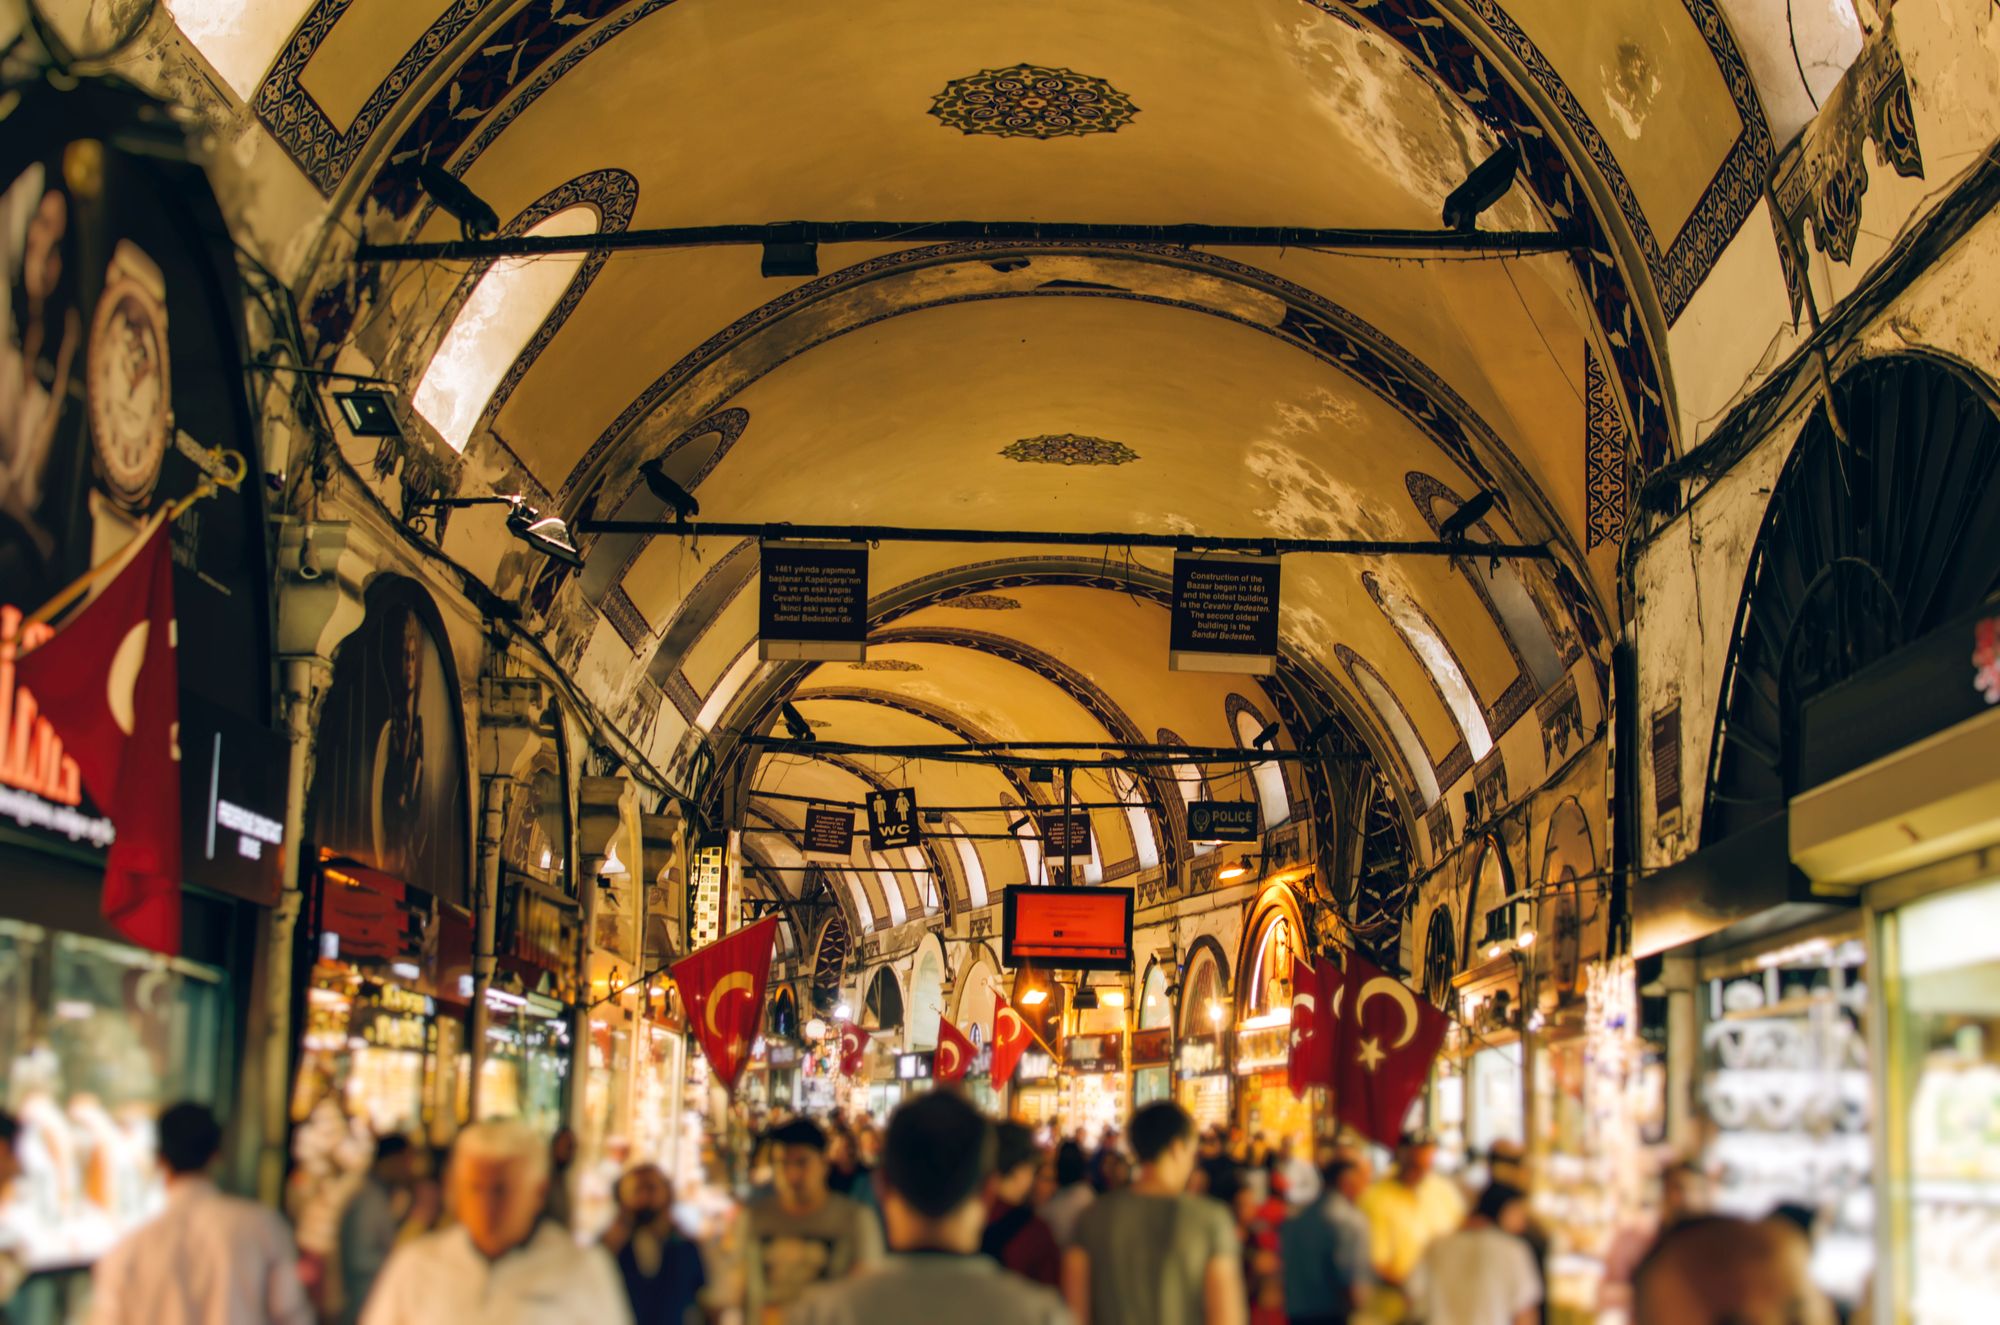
<box><xmin>1000</xmin><ymin>434</ymin><xmax>1140</xmax><ymax>466</ymax></box>
<box><xmin>930</xmin><ymin>64</ymin><xmax>1139</xmax><ymax>140</ymax></box>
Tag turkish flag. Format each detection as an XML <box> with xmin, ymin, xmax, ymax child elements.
<box><xmin>933</xmin><ymin>1014</ymin><xmax>976</xmax><ymax>1084</ymax></box>
<box><xmin>670</xmin><ymin>916</ymin><xmax>778</xmax><ymax>1091</ymax></box>
<box><xmin>1331</xmin><ymin>948</ymin><xmax>1449</xmax><ymax>1147</ymax></box>
<box><xmin>1287</xmin><ymin>955</ymin><xmax>1345</xmax><ymax>1098</ymax></box>
<box><xmin>12</xmin><ymin>520</ymin><xmax>181</xmax><ymax>955</ymax></box>
<box><xmin>837</xmin><ymin>1021</ymin><xmax>868</xmax><ymax>1076</ymax></box>
<box><xmin>990</xmin><ymin>992</ymin><xmax>1031</xmax><ymax>1086</ymax></box>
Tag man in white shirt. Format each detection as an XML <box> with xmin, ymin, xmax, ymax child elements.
<box><xmin>1406</xmin><ymin>1183</ymin><xmax>1542</xmax><ymax>1325</ymax></box>
<box><xmin>87</xmin><ymin>1102</ymin><xmax>314</xmax><ymax>1325</ymax></box>
<box><xmin>360</xmin><ymin>1120</ymin><xmax>630</xmax><ymax>1325</ymax></box>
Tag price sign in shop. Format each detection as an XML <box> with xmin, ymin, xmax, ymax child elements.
<box><xmin>759</xmin><ymin>542</ymin><xmax>868</xmax><ymax>661</ymax></box>
<box><xmin>1169</xmin><ymin>553</ymin><xmax>1280</xmax><ymax>675</ymax></box>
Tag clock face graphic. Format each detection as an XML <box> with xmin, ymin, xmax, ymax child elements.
<box><xmin>87</xmin><ymin>240</ymin><xmax>172</xmax><ymax>509</ymax></box>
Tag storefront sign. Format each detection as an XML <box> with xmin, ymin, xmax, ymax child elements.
<box><xmin>1235</xmin><ymin>1024</ymin><xmax>1291</xmax><ymax>1073</ymax></box>
<box><xmin>1035</xmin><ymin>810</ymin><xmax>1093</xmax><ymax>860</ymax></box>
<box><xmin>767</xmin><ymin>1042</ymin><xmax>801</xmax><ymax>1068</ymax></box>
<box><xmin>866</xmin><ymin>788</ymin><xmax>921</xmax><ymax>851</ymax></box>
<box><xmin>1016</xmin><ymin>1049</ymin><xmax>1054</xmax><ymax>1082</ymax></box>
<box><xmin>1130</xmin><ymin>1026</ymin><xmax>1172</xmax><ymax>1065</ymax></box>
<box><xmin>758</xmin><ymin>541</ymin><xmax>868</xmax><ymax>661</ymax></box>
<box><xmin>1065</xmin><ymin>1032</ymin><xmax>1124</xmax><ymax>1075</ymax></box>
<box><xmin>352</xmin><ymin>984</ymin><xmax>432</xmax><ymax>1051</ymax></box>
<box><xmin>1188</xmin><ymin>800</ymin><xmax>1259</xmax><ymax>843</ymax></box>
<box><xmin>1177</xmin><ymin>1033</ymin><xmax>1225</xmax><ymax>1078</ymax></box>
<box><xmin>1169</xmin><ymin>554</ymin><xmax>1279</xmax><ymax>675</ymax></box>
<box><xmin>803</xmin><ymin>806</ymin><xmax>855</xmax><ymax>859</ymax></box>
<box><xmin>687</xmin><ymin>836</ymin><xmax>727</xmax><ymax>948</ymax></box>
<box><xmin>896</xmin><ymin>1051</ymin><xmax>933</xmax><ymax>1081</ymax></box>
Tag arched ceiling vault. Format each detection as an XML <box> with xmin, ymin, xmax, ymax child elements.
<box><xmin>269</xmin><ymin>0</ymin><xmax>1760</xmax><ymax>919</ymax></box>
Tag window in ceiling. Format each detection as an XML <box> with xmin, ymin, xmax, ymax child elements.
<box><xmin>693</xmin><ymin>648</ymin><xmax>759</xmax><ymax>734</ymax></box>
<box><xmin>1344</xmin><ymin>650</ymin><xmax>1443</xmax><ymax>805</ymax></box>
<box><xmin>1365</xmin><ymin>572</ymin><xmax>1494</xmax><ymax>761</ymax></box>
<box><xmin>413</xmin><ymin>205</ymin><xmax>598</xmax><ymax>453</ymax></box>
<box><xmin>1010</xmin><ymin>811</ymin><xmax>1049</xmax><ymax>886</ymax></box>
<box><xmin>841</xmin><ymin>869</ymin><xmax>875</xmax><ymax>930</ymax></box>
<box><xmin>164</xmin><ymin>0</ymin><xmax>315</xmax><ymax>100</ymax></box>
<box><xmin>1110</xmin><ymin>769</ymin><xmax>1161</xmax><ymax>871</ymax></box>
<box><xmin>1158</xmin><ymin>730</ymin><xmax>1216</xmax><ymax>856</ymax></box>
<box><xmin>904</xmin><ymin>847</ymin><xmax>937</xmax><ymax>913</ymax></box>
<box><xmin>1232</xmin><ymin>708</ymin><xmax>1293</xmax><ymax>829</ymax></box>
<box><xmin>1421</xmin><ymin>490</ymin><xmax>1566</xmax><ymax>691</ymax></box>
<box><xmin>950</xmin><ymin>824</ymin><xmax>989</xmax><ymax>908</ymax></box>
<box><xmin>1717</xmin><ymin>0</ymin><xmax>1868</xmax><ymax>148</ymax></box>
<box><xmin>869</xmin><ymin>850</ymin><xmax>908</xmax><ymax>926</ymax></box>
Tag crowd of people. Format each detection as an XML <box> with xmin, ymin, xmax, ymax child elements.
<box><xmin>0</xmin><ymin>1098</ymin><xmax>1847</xmax><ymax>1325</ymax></box>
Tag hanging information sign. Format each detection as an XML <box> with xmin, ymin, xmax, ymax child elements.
<box><xmin>867</xmin><ymin>788</ymin><xmax>921</xmax><ymax>851</ymax></box>
<box><xmin>1036</xmin><ymin>810</ymin><xmax>1093</xmax><ymax>860</ymax></box>
<box><xmin>1169</xmin><ymin>553</ymin><xmax>1280</xmax><ymax>675</ymax></box>
<box><xmin>1188</xmin><ymin>800</ymin><xmax>1260</xmax><ymax>843</ymax></box>
<box><xmin>803</xmin><ymin>806</ymin><xmax>856</xmax><ymax>860</ymax></box>
<box><xmin>759</xmin><ymin>541</ymin><xmax>868</xmax><ymax>661</ymax></box>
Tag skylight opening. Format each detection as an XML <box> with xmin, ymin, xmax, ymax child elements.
<box><xmin>164</xmin><ymin>0</ymin><xmax>315</xmax><ymax>100</ymax></box>
<box><xmin>413</xmin><ymin>205</ymin><xmax>597</xmax><ymax>453</ymax></box>
<box><xmin>1370</xmin><ymin>574</ymin><xmax>1493</xmax><ymax>760</ymax></box>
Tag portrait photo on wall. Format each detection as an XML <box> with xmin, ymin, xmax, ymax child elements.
<box><xmin>311</xmin><ymin>577</ymin><xmax>470</xmax><ymax>907</ymax></box>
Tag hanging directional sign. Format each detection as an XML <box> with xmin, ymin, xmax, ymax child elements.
<box><xmin>759</xmin><ymin>541</ymin><xmax>869</xmax><ymax>661</ymax></box>
<box><xmin>1036</xmin><ymin>810</ymin><xmax>1094</xmax><ymax>860</ymax></box>
<box><xmin>867</xmin><ymin>788</ymin><xmax>922</xmax><ymax>851</ymax></box>
<box><xmin>1188</xmin><ymin>800</ymin><xmax>1260</xmax><ymax>843</ymax></box>
<box><xmin>803</xmin><ymin>806</ymin><xmax>856</xmax><ymax>861</ymax></box>
<box><xmin>1169</xmin><ymin>552</ymin><xmax>1280</xmax><ymax>675</ymax></box>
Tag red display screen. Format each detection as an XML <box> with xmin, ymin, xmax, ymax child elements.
<box><xmin>1002</xmin><ymin>885</ymin><xmax>1133</xmax><ymax>971</ymax></box>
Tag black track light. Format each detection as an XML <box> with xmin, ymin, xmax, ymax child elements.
<box><xmin>1442</xmin><ymin>142</ymin><xmax>1521</xmax><ymax>232</ymax></box>
<box><xmin>416</xmin><ymin>162</ymin><xmax>499</xmax><ymax>238</ymax></box>
<box><xmin>504</xmin><ymin>502</ymin><xmax>584</xmax><ymax>569</ymax></box>
<box><xmin>1303</xmin><ymin>715</ymin><xmax>1337</xmax><ymax>749</ymax></box>
<box><xmin>639</xmin><ymin>458</ymin><xmax>700</xmax><ymax>522</ymax></box>
<box><xmin>1438</xmin><ymin>490</ymin><xmax>1499</xmax><ymax>542</ymax></box>
<box><xmin>1253</xmin><ymin>721</ymin><xmax>1281</xmax><ymax>750</ymax></box>
<box><xmin>780</xmin><ymin>703</ymin><xmax>815</xmax><ymax>742</ymax></box>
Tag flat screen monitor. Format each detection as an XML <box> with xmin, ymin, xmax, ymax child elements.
<box><xmin>1002</xmin><ymin>885</ymin><xmax>1133</xmax><ymax>971</ymax></box>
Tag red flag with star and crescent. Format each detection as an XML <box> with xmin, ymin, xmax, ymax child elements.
<box><xmin>990</xmin><ymin>992</ymin><xmax>1032</xmax><ymax>1086</ymax></box>
<box><xmin>1331</xmin><ymin>947</ymin><xmax>1449</xmax><ymax>1147</ymax></box>
<box><xmin>11</xmin><ymin>517</ymin><xmax>182</xmax><ymax>955</ymax></box>
<box><xmin>933</xmin><ymin>1014</ymin><xmax>976</xmax><ymax>1084</ymax></box>
<box><xmin>1287</xmin><ymin>955</ymin><xmax>1344</xmax><ymax>1098</ymax></box>
<box><xmin>670</xmin><ymin>916</ymin><xmax>779</xmax><ymax>1091</ymax></box>
<box><xmin>837</xmin><ymin>1021</ymin><xmax>869</xmax><ymax>1076</ymax></box>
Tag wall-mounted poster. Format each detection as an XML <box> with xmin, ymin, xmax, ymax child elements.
<box><xmin>311</xmin><ymin>577</ymin><xmax>470</xmax><ymax>906</ymax></box>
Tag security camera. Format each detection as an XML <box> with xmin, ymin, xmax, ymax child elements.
<box><xmin>297</xmin><ymin>526</ymin><xmax>324</xmax><ymax>581</ymax></box>
<box><xmin>640</xmin><ymin>459</ymin><xmax>699</xmax><ymax>523</ymax></box>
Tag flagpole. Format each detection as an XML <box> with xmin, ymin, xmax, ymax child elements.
<box><xmin>22</xmin><ymin>450</ymin><xmax>245</xmax><ymax>631</ymax></box>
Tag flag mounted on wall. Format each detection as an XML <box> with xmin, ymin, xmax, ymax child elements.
<box><xmin>671</xmin><ymin>916</ymin><xmax>779</xmax><ymax>1091</ymax></box>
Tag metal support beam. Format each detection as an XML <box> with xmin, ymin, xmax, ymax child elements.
<box><xmin>742</xmin><ymin>735</ymin><xmax>1365</xmax><ymax>766</ymax></box>
<box><xmin>578</xmin><ymin>518</ymin><xmax>1549</xmax><ymax>560</ymax></box>
<box><xmin>356</xmin><ymin>220</ymin><xmax>1583</xmax><ymax>265</ymax></box>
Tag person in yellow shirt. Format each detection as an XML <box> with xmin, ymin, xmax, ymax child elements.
<box><xmin>1358</xmin><ymin>1132</ymin><xmax>1467</xmax><ymax>1323</ymax></box>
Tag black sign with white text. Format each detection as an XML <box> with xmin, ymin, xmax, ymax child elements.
<box><xmin>1188</xmin><ymin>800</ymin><xmax>1260</xmax><ymax>843</ymax></box>
<box><xmin>867</xmin><ymin>788</ymin><xmax>921</xmax><ymax>851</ymax></box>
<box><xmin>759</xmin><ymin>542</ymin><xmax>868</xmax><ymax>661</ymax></box>
<box><xmin>1170</xmin><ymin>553</ymin><xmax>1279</xmax><ymax>674</ymax></box>
<box><xmin>803</xmin><ymin>806</ymin><xmax>855</xmax><ymax>859</ymax></box>
<box><xmin>1036</xmin><ymin>810</ymin><xmax>1093</xmax><ymax>860</ymax></box>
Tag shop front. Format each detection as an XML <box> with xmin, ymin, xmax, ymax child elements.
<box><xmin>1059</xmin><ymin>1032</ymin><xmax>1127</xmax><ymax>1138</ymax></box>
<box><xmin>0</xmin><ymin>78</ymin><xmax>289</xmax><ymax>1322</ymax></box>
<box><xmin>1176</xmin><ymin>1033</ymin><xmax>1231</xmax><ymax>1133</ymax></box>
<box><xmin>1011</xmin><ymin>1049</ymin><xmax>1059</xmax><ymax>1129</ymax></box>
<box><xmin>1131</xmin><ymin>1027</ymin><xmax>1173</xmax><ymax>1109</ymax></box>
<box><xmin>1234</xmin><ymin>1020</ymin><xmax>1308</xmax><ymax>1146</ymax></box>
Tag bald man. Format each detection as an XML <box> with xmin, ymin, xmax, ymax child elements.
<box><xmin>1632</xmin><ymin>1216</ymin><xmax>1832</xmax><ymax>1325</ymax></box>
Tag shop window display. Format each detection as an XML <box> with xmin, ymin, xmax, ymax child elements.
<box><xmin>0</xmin><ymin>922</ymin><xmax>227</xmax><ymax>1271</ymax></box>
<box><xmin>1882</xmin><ymin>875</ymin><xmax>2000</xmax><ymax>1325</ymax></box>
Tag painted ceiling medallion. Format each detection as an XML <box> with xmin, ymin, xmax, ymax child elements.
<box><xmin>941</xmin><ymin>594</ymin><xmax>1023</xmax><ymax>610</ymax></box>
<box><xmin>930</xmin><ymin>64</ymin><xmax>1138</xmax><ymax>140</ymax></box>
<box><xmin>1000</xmin><ymin>433</ymin><xmax>1139</xmax><ymax>466</ymax></box>
<box><xmin>848</xmin><ymin>659</ymin><xmax>924</xmax><ymax>672</ymax></box>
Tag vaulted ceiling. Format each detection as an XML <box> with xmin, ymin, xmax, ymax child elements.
<box><xmin>248</xmin><ymin>0</ymin><xmax>1775</xmax><ymax>938</ymax></box>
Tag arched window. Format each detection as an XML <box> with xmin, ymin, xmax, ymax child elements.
<box><xmin>949</xmin><ymin>820</ymin><xmax>989</xmax><ymax>907</ymax></box>
<box><xmin>1232</xmin><ymin>708</ymin><xmax>1292</xmax><ymax>828</ymax></box>
<box><xmin>1160</xmin><ymin>730</ymin><xmax>1217</xmax><ymax>856</ymax></box>
<box><xmin>1245</xmin><ymin>916</ymin><xmax>1296</xmax><ymax>1019</ymax></box>
<box><xmin>1410</xmin><ymin>477</ymin><xmax>1568</xmax><ymax>691</ymax></box>
<box><xmin>1180</xmin><ymin>945</ymin><xmax>1230</xmax><ymax>1036</ymax></box>
<box><xmin>869</xmin><ymin>850</ymin><xmax>908</xmax><ymax>925</ymax></box>
<box><xmin>1343</xmin><ymin>652</ymin><xmax>1443</xmax><ymax>804</ymax></box>
<box><xmin>1010</xmin><ymin>807</ymin><xmax>1049</xmax><ymax>886</ymax></box>
<box><xmin>907</xmin><ymin>946</ymin><xmax>945</xmax><ymax>1050</ymax></box>
<box><xmin>840</xmin><ymin>868</ymin><xmax>875</xmax><ymax>930</ymax></box>
<box><xmin>903</xmin><ymin>846</ymin><xmax>936</xmax><ymax>913</ymax></box>
<box><xmin>1110</xmin><ymin>768</ymin><xmax>1161</xmax><ymax>870</ymax></box>
<box><xmin>1138</xmin><ymin>964</ymin><xmax>1171</xmax><ymax>1030</ymax></box>
<box><xmin>864</xmin><ymin>967</ymin><xmax>903</xmax><ymax>1031</ymax></box>
<box><xmin>165</xmin><ymin>0</ymin><xmax>317</xmax><ymax>99</ymax></box>
<box><xmin>414</xmin><ymin>205</ymin><xmax>599</xmax><ymax>452</ymax></box>
<box><xmin>1365</xmin><ymin>572</ymin><xmax>1493</xmax><ymax>760</ymax></box>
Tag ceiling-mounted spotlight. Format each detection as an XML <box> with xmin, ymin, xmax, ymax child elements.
<box><xmin>1253</xmin><ymin>721</ymin><xmax>1281</xmax><ymax>750</ymax></box>
<box><xmin>504</xmin><ymin>501</ymin><xmax>585</xmax><ymax>569</ymax></box>
<box><xmin>1073</xmin><ymin>986</ymin><xmax>1100</xmax><ymax>1011</ymax></box>
<box><xmin>1302</xmin><ymin>715</ymin><xmax>1338</xmax><ymax>750</ymax></box>
<box><xmin>1438</xmin><ymin>490</ymin><xmax>1499</xmax><ymax>542</ymax></box>
<box><xmin>780</xmin><ymin>703</ymin><xmax>815</xmax><ymax>742</ymax></box>
<box><xmin>1219</xmin><ymin>856</ymin><xmax>1254</xmax><ymax>881</ymax></box>
<box><xmin>1442</xmin><ymin>142</ymin><xmax>1521</xmax><ymax>232</ymax></box>
<box><xmin>639</xmin><ymin>458</ymin><xmax>700</xmax><ymax>523</ymax></box>
<box><xmin>1029</xmin><ymin>765</ymin><xmax>1055</xmax><ymax>784</ymax></box>
<box><xmin>416</xmin><ymin>162</ymin><xmax>500</xmax><ymax>238</ymax></box>
<box><xmin>333</xmin><ymin>389</ymin><xmax>402</xmax><ymax>439</ymax></box>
